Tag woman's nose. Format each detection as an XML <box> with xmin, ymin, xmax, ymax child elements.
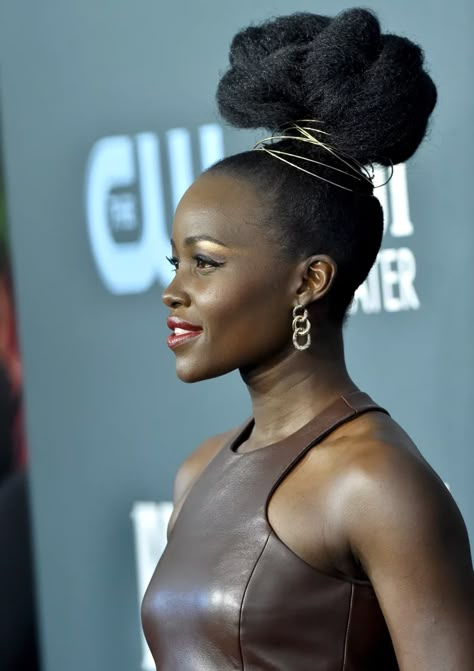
<box><xmin>162</xmin><ymin>276</ymin><xmax>191</xmax><ymax>309</ymax></box>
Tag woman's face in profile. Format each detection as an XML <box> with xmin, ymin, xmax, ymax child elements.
<box><xmin>162</xmin><ymin>172</ymin><xmax>299</xmax><ymax>383</ymax></box>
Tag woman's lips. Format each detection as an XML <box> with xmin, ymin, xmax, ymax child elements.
<box><xmin>166</xmin><ymin>317</ymin><xmax>203</xmax><ymax>350</ymax></box>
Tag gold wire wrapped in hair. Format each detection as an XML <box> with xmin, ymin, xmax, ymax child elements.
<box><xmin>253</xmin><ymin>121</ymin><xmax>393</xmax><ymax>193</ymax></box>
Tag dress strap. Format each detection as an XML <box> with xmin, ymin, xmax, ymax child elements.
<box><xmin>266</xmin><ymin>390</ymin><xmax>389</xmax><ymax>498</ymax></box>
<box><xmin>341</xmin><ymin>390</ymin><xmax>388</xmax><ymax>415</ymax></box>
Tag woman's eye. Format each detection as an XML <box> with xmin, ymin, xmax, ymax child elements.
<box><xmin>166</xmin><ymin>255</ymin><xmax>179</xmax><ymax>271</ymax></box>
<box><xmin>194</xmin><ymin>254</ymin><xmax>222</xmax><ymax>270</ymax></box>
<box><xmin>166</xmin><ymin>254</ymin><xmax>223</xmax><ymax>273</ymax></box>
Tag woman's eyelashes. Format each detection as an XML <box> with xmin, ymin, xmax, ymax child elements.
<box><xmin>166</xmin><ymin>255</ymin><xmax>179</xmax><ymax>271</ymax></box>
<box><xmin>166</xmin><ymin>254</ymin><xmax>225</xmax><ymax>273</ymax></box>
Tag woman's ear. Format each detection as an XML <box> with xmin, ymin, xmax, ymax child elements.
<box><xmin>295</xmin><ymin>254</ymin><xmax>338</xmax><ymax>305</ymax></box>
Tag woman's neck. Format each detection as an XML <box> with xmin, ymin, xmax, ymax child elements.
<box><xmin>240</xmin><ymin>326</ymin><xmax>357</xmax><ymax>450</ymax></box>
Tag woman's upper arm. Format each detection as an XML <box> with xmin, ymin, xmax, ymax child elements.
<box><xmin>347</xmin><ymin>448</ymin><xmax>473</xmax><ymax>671</ymax></box>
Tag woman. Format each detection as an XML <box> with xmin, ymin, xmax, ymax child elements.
<box><xmin>142</xmin><ymin>9</ymin><xmax>473</xmax><ymax>670</ymax></box>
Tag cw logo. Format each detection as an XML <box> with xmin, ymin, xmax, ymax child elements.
<box><xmin>84</xmin><ymin>124</ymin><xmax>224</xmax><ymax>293</ymax></box>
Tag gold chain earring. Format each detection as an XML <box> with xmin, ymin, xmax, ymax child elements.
<box><xmin>292</xmin><ymin>305</ymin><xmax>311</xmax><ymax>351</ymax></box>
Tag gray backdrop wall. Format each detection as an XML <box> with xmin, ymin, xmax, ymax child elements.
<box><xmin>0</xmin><ymin>1</ymin><xmax>472</xmax><ymax>670</ymax></box>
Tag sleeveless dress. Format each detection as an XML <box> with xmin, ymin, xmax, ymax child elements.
<box><xmin>142</xmin><ymin>391</ymin><xmax>399</xmax><ymax>670</ymax></box>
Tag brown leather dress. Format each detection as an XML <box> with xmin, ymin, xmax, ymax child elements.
<box><xmin>142</xmin><ymin>391</ymin><xmax>399</xmax><ymax>670</ymax></box>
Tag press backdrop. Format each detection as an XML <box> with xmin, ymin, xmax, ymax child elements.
<box><xmin>0</xmin><ymin>1</ymin><xmax>472</xmax><ymax>670</ymax></box>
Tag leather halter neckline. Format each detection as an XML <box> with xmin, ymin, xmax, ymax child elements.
<box><xmin>229</xmin><ymin>391</ymin><xmax>385</xmax><ymax>456</ymax></box>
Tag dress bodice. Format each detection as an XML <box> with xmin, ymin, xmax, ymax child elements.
<box><xmin>142</xmin><ymin>391</ymin><xmax>399</xmax><ymax>670</ymax></box>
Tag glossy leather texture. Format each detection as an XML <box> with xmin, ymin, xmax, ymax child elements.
<box><xmin>142</xmin><ymin>391</ymin><xmax>399</xmax><ymax>670</ymax></box>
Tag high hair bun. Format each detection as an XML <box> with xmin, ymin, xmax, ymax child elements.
<box><xmin>217</xmin><ymin>9</ymin><xmax>437</xmax><ymax>166</ymax></box>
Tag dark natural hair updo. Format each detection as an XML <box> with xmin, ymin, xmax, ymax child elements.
<box><xmin>207</xmin><ymin>8</ymin><xmax>437</xmax><ymax>323</ymax></box>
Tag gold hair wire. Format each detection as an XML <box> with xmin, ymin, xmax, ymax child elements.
<box><xmin>253</xmin><ymin>121</ymin><xmax>393</xmax><ymax>192</ymax></box>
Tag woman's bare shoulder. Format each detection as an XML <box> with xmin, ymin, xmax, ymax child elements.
<box><xmin>329</xmin><ymin>410</ymin><xmax>455</xmax><ymax>513</ymax></box>
<box><xmin>308</xmin><ymin>409</ymin><xmax>470</xmax><ymax>564</ymax></box>
<box><xmin>328</xmin><ymin>409</ymin><xmax>440</xmax><ymax>482</ymax></box>
<box><xmin>325</xmin><ymin>410</ymin><xmax>472</xmax><ymax>579</ymax></box>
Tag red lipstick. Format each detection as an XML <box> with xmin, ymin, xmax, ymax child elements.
<box><xmin>166</xmin><ymin>317</ymin><xmax>203</xmax><ymax>350</ymax></box>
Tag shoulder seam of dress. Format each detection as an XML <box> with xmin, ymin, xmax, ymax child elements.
<box><xmin>237</xmin><ymin>529</ymin><xmax>272</xmax><ymax>670</ymax></box>
<box><xmin>341</xmin><ymin>582</ymin><xmax>355</xmax><ymax>671</ymax></box>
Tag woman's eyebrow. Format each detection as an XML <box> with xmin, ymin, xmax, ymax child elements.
<box><xmin>170</xmin><ymin>235</ymin><xmax>230</xmax><ymax>248</ymax></box>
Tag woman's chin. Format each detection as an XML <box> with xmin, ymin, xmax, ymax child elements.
<box><xmin>176</xmin><ymin>368</ymin><xmax>202</xmax><ymax>384</ymax></box>
<box><xmin>175</xmin><ymin>360</ymin><xmax>211</xmax><ymax>383</ymax></box>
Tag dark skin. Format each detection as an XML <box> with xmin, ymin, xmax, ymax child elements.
<box><xmin>163</xmin><ymin>171</ymin><xmax>474</xmax><ymax>671</ymax></box>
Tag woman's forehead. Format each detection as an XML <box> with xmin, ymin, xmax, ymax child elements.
<box><xmin>172</xmin><ymin>172</ymin><xmax>267</xmax><ymax>248</ymax></box>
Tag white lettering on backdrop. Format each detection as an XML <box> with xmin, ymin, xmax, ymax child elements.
<box><xmin>131</xmin><ymin>502</ymin><xmax>173</xmax><ymax>671</ymax></box>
